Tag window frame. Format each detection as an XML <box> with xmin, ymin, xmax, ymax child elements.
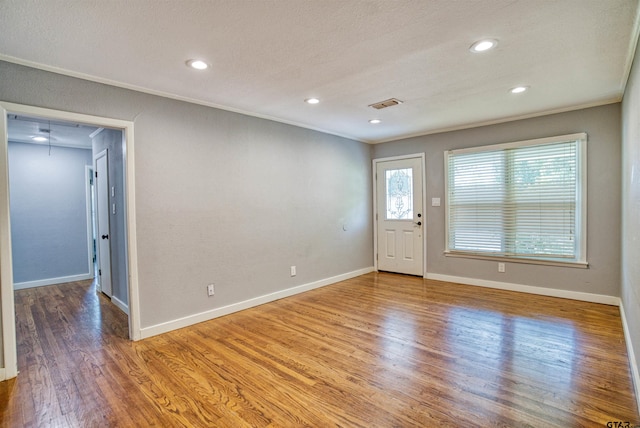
<box><xmin>444</xmin><ymin>133</ymin><xmax>588</xmax><ymax>268</ymax></box>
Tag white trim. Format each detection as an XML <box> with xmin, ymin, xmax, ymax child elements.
<box><xmin>140</xmin><ymin>267</ymin><xmax>374</xmax><ymax>339</ymax></box>
<box><xmin>85</xmin><ymin>165</ymin><xmax>95</xmax><ymax>278</ymax></box>
<box><xmin>425</xmin><ymin>272</ymin><xmax>620</xmax><ymax>306</ymax></box>
<box><xmin>0</xmin><ymin>55</ymin><xmax>366</xmax><ymax>144</ymax></box>
<box><xmin>111</xmin><ymin>295</ymin><xmax>129</xmax><ymax>315</ymax></box>
<box><xmin>0</xmin><ymin>102</ymin><xmax>141</xmax><ymax>380</ymax></box>
<box><xmin>14</xmin><ymin>273</ymin><xmax>94</xmax><ymax>290</ymax></box>
<box><xmin>0</xmin><ymin>56</ymin><xmax>623</xmax><ymax>146</ymax></box>
<box><xmin>620</xmin><ymin>0</ymin><xmax>640</xmax><ymax>95</ymax></box>
<box><xmin>89</xmin><ymin>127</ymin><xmax>104</xmax><ymax>139</ymax></box>
<box><xmin>372</xmin><ymin>153</ymin><xmax>427</xmax><ymax>276</ymax></box>
<box><xmin>123</xmin><ymin>122</ymin><xmax>141</xmax><ymax>340</ymax></box>
<box><xmin>0</xmin><ymin>108</ymin><xmax>18</xmax><ymax>379</ymax></box>
<box><xmin>619</xmin><ymin>302</ymin><xmax>640</xmax><ymax>413</ymax></box>
<box><xmin>446</xmin><ymin>132</ymin><xmax>587</xmax><ymax>155</ymax></box>
<box><xmin>443</xmin><ymin>252</ymin><xmax>589</xmax><ymax>269</ymax></box>
<box><xmin>371</xmin><ymin>99</ymin><xmax>620</xmax><ymax>145</ymax></box>
<box><xmin>0</xmin><ymin>367</ymin><xmax>5</xmax><ymax>381</ymax></box>
<box><xmin>577</xmin><ymin>136</ymin><xmax>588</xmax><ymax>265</ymax></box>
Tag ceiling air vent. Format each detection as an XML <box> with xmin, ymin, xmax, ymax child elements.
<box><xmin>369</xmin><ymin>98</ymin><xmax>403</xmax><ymax>110</ymax></box>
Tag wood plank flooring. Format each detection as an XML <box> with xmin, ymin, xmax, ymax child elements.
<box><xmin>1</xmin><ymin>272</ymin><xmax>638</xmax><ymax>427</ymax></box>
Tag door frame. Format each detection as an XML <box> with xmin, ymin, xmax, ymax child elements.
<box><xmin>85</xmin><ymin>165</ymin><xmax>96</xmax><ymax>279</ymax></box>
<box><xmin>0</xmin><ymin>102</ymin><xmax>141</xmax><ymax>380</ymax></box>
<box><xmin>372</xmin><ymin>153</ymin><xmax>427</xmax><ymax>277</ymax></box>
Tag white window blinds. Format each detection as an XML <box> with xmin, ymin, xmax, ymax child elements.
<box><xmin>445</xmin><ymin>133</ymin><xmax>586</xmax><ymax>263</ymax></box>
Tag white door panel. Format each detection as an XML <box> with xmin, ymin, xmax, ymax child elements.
<box><xmin>95</xmin><ymin>149</ymin><xmax>112</xmax><ymax>297</ymax></box>
<box><xmin>384</xmin><ymin>230</ymin><xmax>396</xmax><ymax>258</ymax></box>
<box><xmin>376</xmin><ymin>157</ymin><xmax>424</xmax><ymax>276</ymax></box>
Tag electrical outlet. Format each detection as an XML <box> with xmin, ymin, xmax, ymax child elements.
<box><xmin>207</xmin><ymin>283</ymin><xmax>215</xmax><ymax>296</ymax></box>
<box><xmin>498</xmin><ymin>263</ymin><xmax>506</xmax><ymax>273</ymax></box>
<box><xmin>290</xmin><ymin>266</ymin><xmax>296</xmax><ymax>277</ymax></box>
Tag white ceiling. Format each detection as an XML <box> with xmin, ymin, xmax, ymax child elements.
<box><xmin>7</xmin><ymin>115</ymin><xmax>98</xmax><ymax>149</ymax></box>
<box><xmin>1</xmin><ymin>0</ymin><xmax>638</xmax><ymax>144</ymax></box>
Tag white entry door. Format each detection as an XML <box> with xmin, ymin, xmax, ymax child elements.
<box><xmin>94</xmin><ymin>149</ymin><xmax>112</xmax><ymax>297</ymax></box>
<box><xmin>375</xmin><ymin>156</ymin><xmax>424</xmax><ymax>276</ymax></box>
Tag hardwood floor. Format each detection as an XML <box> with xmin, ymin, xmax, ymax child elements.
<box><xmin>1</xmin><ymin>273</ymin><xmax>638</xmax><ymax>427</ymax></box>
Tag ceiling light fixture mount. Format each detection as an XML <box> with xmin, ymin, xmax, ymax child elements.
<box><xmin>305</xmin><ymin>98</ymin><xmax>320</xmax><ymax>104</ymax></box>
<box><xmin>470</xmin><ymin>39</ymin><xmax>498</xmax><ymax>53</ymax></box>
<box><xmin>510</xmin><ymin>85</ymin><xmax>529</xmax><ymax>94</ymax></box>
<box><xmin>186</xmin><ymin>59</ymin><xmax>209</xmax><ymax>70</ymax></box>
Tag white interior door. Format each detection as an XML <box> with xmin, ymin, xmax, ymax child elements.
<box><xmin>95</xmin><ymin>149</ymin><xmax>112</xmax><ymax>297</ymax></box>
<box><xmin>376</xmin><ymin>157</ymin><xmax>424</xmax><ymax>276</ymax></box>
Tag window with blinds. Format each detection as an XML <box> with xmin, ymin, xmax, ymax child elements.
<box><xmin>445</xmin><ymin>133</ymin><xmax>587</xmax><ymax>265</ymax></box>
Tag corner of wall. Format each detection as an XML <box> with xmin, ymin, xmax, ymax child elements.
<box><xmin>619</xmin><ymin>302</ymin><xmax>640</xmax><ymax>413</ymax></box>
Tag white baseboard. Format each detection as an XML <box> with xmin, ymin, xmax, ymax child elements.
<box><xmin>14</xmin><ymin>273</ymin><xmax>94</xmax><ymax>290</ymax></box>
<box><xmin>619</xmin><ymin>302</ymin><xmax>640</xmax><ymax>413</ymax></box>
<box><xmin>425</xmin><ymin>273</ymin><xmax>620</xmax><ymax>306</ymax></box>
<box><xmin>0</xmin><ymin>367</ymin><xmax>5</xmax><ymax>381</ymax></box>
<box><xmin>111</xmin><ymin>295</ymin><xmax>129</xmax><ymax>315</ymax></box>
<box><xmin>140</xmin><ymin>267</ymin><xmax>375</xmax><ymax>339</ymax></box>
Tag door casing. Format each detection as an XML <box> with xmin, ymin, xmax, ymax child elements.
<box><xmin>0</xmin><ymin>101</ymin><xmax>141</xmax><ymax>381</ymax></box>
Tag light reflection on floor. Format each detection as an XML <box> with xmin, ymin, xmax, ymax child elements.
<box><xmin>446</xmin><ymin>307</ymin><xmax>578</xmax><ymax>408</ymax></box>
<box><xmin>372</xmin><ymin>302</ymin><xmax>579</xmax><ymax>418</ymax></box>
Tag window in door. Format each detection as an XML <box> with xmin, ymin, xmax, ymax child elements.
<box><xmin>385</xmin><ymin>168</ymin><xmax>414</xmax><ymax>220</ymax></box>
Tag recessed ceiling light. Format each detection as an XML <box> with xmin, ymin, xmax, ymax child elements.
<box><xmin>510</xmin><ymin>86</ymin><xmax>529</xmax><ymax>94</ymax></box>
<box><xmin>32</xmin><ymin>136</ymin><xmax>47</xmax><ymax>142</ymax></box>
<box><xmin>305</xmin><ymin>98</ymin><xmax>320</xmax><ymax>104</ymax></box>
<box><xmin>369</xmin><ymin>119</ymin><xmax>381</xmax><ymax>124</ymax></box>
<box><xmin>186</xmin><ymin>59</ymin><xmax>209</xmax><ymax>70</ymax></box>
<box><xmin>470</xmin><ymin>39</ymin><xmax>498</xmax><ymax>53</ymax></box>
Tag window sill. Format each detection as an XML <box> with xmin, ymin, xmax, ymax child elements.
<box><xmin>444</xmin><ymin>251</ymin><xmax>589</xmax><ymax>269</ymax></box>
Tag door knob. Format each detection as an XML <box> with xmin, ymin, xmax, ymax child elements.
<box><xmin>101</xmin><ymin>234</ymin><xmax>109</xmax><ymax>239</ymax></box>
<box><xmin>415</xmin><ymin>221</ymin><xmax>422</xmax><ymax>226</ymax></box>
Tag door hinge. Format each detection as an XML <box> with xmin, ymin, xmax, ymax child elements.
<box><xmin>99</xmin><ymin>269</ymin><xmax>102</xmax><ymax>276</ymax></box>
<box><xmin>95</xmin><ymin>171</ymin><xmax>98</xmax><ymax>178</ymax></box>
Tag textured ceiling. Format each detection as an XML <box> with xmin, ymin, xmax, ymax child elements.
<box><xmin>1</xmin><ymin>0</ymin><xmax>638</xmax><ymax>143</ymax></box>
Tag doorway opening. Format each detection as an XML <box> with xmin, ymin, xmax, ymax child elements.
<box><xmin>0</xmin><ymin>102</ymin><xmax>140</xmax><ymax>380</ymax></box>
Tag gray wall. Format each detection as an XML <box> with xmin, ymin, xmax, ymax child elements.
<box><xmin>8</xmin><ymin>141</ymin><xmax>92</xmax><ymax>284</ymax></box>
<box><xmin>373</xmin><ymin>103</ymin><xmax>621</xmax><ymax>297</ymax></box>
<box><xmin>92</xmin><ymin>128</ymin><xmax>128</xmax><ymax>306</ymax></box>
<box><xmin>0</xmin><ymin>60</ymin><xmax>373</xmax><ymax>330</ymax></box>
<box><xmin>621</xmin><ymin>34</ymin><xmax>640</xmax><ymax>396</ymax></box>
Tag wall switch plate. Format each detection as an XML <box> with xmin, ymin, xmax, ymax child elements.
<box><xmin>432</xmin><ymin>197</ymin><xmax>441</xmax><ymax>207</ymax></box>
<box><xmin>498</xmin><ymin>263</ymin><xmax>506</xmax><ymax>273</ymax></box>
<box><xmin>290</xmin><ymin>266</ymin><xmax>296</xmax><ymax>276</ymax></box>
<box><xmin>207</xmin><ymin>284</ymin><xmax>215</xmax><ymax>296</ymax></box>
